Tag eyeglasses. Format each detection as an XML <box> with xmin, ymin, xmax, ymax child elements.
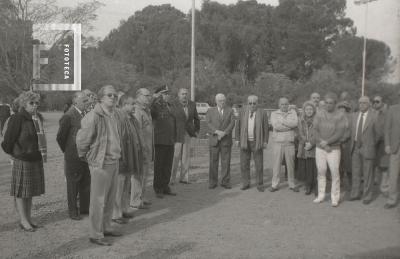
<box><xmin>106</xmin><ymin>93</ymin><xmax>118</xmax><ymax>99</ymax></box>
<box><xmin>373</xmin><ymin>100</ymin><xmax>381</xmax><ymax>104</ymax></box>
<box><xmin>29</xmin><ymin>101</ymin><xmax>39</xmax><ymax>106</ymax></box>
<box><xmin>248</xmin><ymin>102</ymin><xmax>257</xmax><ymax>105</ymax></box>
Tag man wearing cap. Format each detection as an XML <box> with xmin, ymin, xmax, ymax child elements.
<box><xmin>170</xmin><ymin>88</ymin><xmax>200</xmax><ymax>185</ymax></box>
<box><xmin>349</xmin><ymin>96</ymin><xmax>379</xmax><ymax>205</ymax></box>
<box><xmin>206</xmin><ymin>93</ymin><xmax>235</xmax><ymax>189</ymax></box>
<box><xmin>384</xmin><ymin>93</ymin><xmax>400</xmax><ymax>209</ymax></box>
<box><xmin>151</xmin><ymin>85</ymin><xmax>177</xmax><ymax>198</ymax></box>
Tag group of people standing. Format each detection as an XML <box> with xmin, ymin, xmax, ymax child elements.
<box><xmin>210</xmin><ymin>91</ymin><xmax>399</xmax><ymax>210</ymax></box>
<box><xmin>1</xmin><ymin>86</ymin><xmax>399</xmax><ymax>247</ymax></box>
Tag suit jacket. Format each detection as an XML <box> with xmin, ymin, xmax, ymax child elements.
<box><xmin>350</xmin><ymin>109</ymin><xmax>379</xmax><ymax>160</ymax></box>
<box><xmin>57</xmin><ymin>106</ymin><xmax>83</xmax><ymax>162</ymax></box>
<box><xmin>235</xmin><ymin>106</ymin><xmax>269</xmax><ymax>150</ymax></box>
<box><xmin>134</xmin><ymin>103</ymin><xmax>154</xmax><ymax>161</ymax></box>
<box><xmin>173</xmin><ymin>100</ymin><xmax>200</xmax><ymax>142</ymax></box>
<box><xmin>384</xmin><ymin>104</ymin><xmax>400</xmax><ymax>154</ymax></box>
<box><xmin>206</xmin><ymin>106</ymin><xmax>235</xmax><ymax>147</ymax></box>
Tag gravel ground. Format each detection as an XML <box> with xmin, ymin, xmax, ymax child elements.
<box><xmin>0</xmin><ymin>112</ymin><xmax>399</xmax><ymax>259</ymax></box>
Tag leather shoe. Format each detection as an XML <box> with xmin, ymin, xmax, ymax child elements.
<box><xmin>163</xmin><ymin>190</ymin><xmax>177</xmax><ymax>196</ymax></box>
<box><xmin>112</xmin><ymin>218</ymin><xmax>129</xmax><ymax>224</ymax></box>
<box><xmin>179</xmin><ymin>180</ymin><xmax>191</xmax><ymax>184</ymax></box>
<box><xmin>70</xmin><ymin>215</ymin><xmax>83</xmax><ymax>221</ymax></box>
<box><xmin>240</xmin><ymin>185</ymin><xmax>250</xmax><ymax>191</ymax></box>
<box><xmin>221</xmin><ymin>184</ymin><xmax>232</xmax><ymax>189</ymax></box>
<box><xmin>269</xmin><ymin>187</ymin><xmax>279</xmax><ymax>192</ymax></box>
<box><xmin>305</xmin><ymin>188</ymin><xmax>312</xmax><ymax>195</ymax></box>
<box><xmin>122</xmin><ymin>212</ymin><xmax>135</xmax><ymax>219</ymax></box>
<box><xmin>384</xmin><ymin>203</ymin><xmax>396</xmax><ymax>209</ymax></box>
<box><xmin>348</xmin><ymin>196</ymin><xmax>361</xmax><ymax>201</ymax></box>
<box><xmin>208</xmin><ymin>184</ymin><xmax>217</xmax><ymax>189</ymax></box>
<box><xmin>90</xmin><ymin>238</ymin><xmax>112</xmax><ymax>246</ymax></box>
<box><xmin>362</xmin><ymin>199</ymin><xmax>372</xmax><ymax>205</ymax></box>
<box><xmin>133</xmin><ymin>204</ymin><xmax>150</xmax><ymax>209</ymax></box>
<box><xmin>290</xmin><ymin>187</ymin><xmax>299</xmax><ymax>192</ymax></box>
<box><xmin>104</xmin><ymin>231</ymin><xmax>123</xmax><ymax>237</ymax></box>
<box><xmin>257</xmin><ymin>186</ymin><xmax>265</xmax><ymax>192</ymax></box>
<box><xmin>19</xmin><ymin>223</ymin><xmax>36</xmax><ymax>232</ymax></box>
<box><xmin>143</xmin><ymin>201</ymin><xmax>152</xmax><ymax>206</ymax></box>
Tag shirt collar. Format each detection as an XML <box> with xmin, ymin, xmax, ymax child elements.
<box><xmin>74</xmin><ymin>105</ymin><xmax>83</xmax><ymax>115</ymax></box>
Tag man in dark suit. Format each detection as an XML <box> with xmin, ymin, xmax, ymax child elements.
<box><xmin>151</xmin><ymin>85</ymin><xmax>177</xmax><ymax>198</ymax></box>
<box><xmin>56</xmin><ymin>92</ymin><xmax>91</xmax><ymax>220</ymax></box>
<box><xmin>170</xmin><ymin>88</ymin><xmax>200</xmax><ymax>184</ymax></box>
<box><xmin>206</xmin><ymin>93</ymin><xmax>235</xmax><ymax>189</ymax></box>
<box><xmin>349</xmin><ymin>96</ymin><xmax>379</xmax><ymax>205</ymax></box>
<box><xmin>235</xmin><ymin>95</ymin><xmax>269</xmax><ymax>192</ymax></box>
<box><xmin>384</xmin><ymin>93</ymin><xmax>400</xmax><ymax>209</ymax></box>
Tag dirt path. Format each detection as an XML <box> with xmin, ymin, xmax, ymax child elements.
<box><xmin>0</xmin><ymin>112</ymin><xmax>399</xmax><ymax>259</ymax></box>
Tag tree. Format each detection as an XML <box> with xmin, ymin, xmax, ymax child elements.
<box><xmin>330</xmin><ymin>36</ymin><xmax>393</xmax><ymax>83</ymax></box>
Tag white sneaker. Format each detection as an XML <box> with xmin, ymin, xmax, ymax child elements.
<box><xmin>313</xmin><ymin>197</ymin><xmax>324</xmax><ymax>203</ymax></box>
<box><xmin>332</xmin><ymin>202</ymin><xmax>339</xmax><ymax>207</ymax></box>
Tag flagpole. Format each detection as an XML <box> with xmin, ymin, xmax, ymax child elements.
<box><xmin>191</xmin><ymin>0</ymin><xmax>195</xmax><ymax>102</ymax></box>
<box><xmin>354</xmin><ymin>0</ymin><xmax>378</xmax><ymax>96</ymax></box>
<box><xmin>361</xmin><ymin>2</ymin><xmax>368</xmax><ymax>96</ymax></box>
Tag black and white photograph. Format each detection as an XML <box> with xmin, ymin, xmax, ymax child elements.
<box><xmin>0</xmin><ymin>0</ymin><xmax>399</xmax><ymax>258</ymax></box>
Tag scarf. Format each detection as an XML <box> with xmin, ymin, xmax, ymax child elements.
<box><xmin>240</xmin><ymin>107</ymin><xmax>264</xmax><ymax>150</ymax></box>
<box><xmin>32</xmin><ymin>114</ymin><xmax>47</xmax><ymax>162</ymax></box>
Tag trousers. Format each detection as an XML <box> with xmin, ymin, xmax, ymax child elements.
<box><xmin>315</xmin><ymin>147</ymin><xmax>341</xmax><ymax>204</ymax></box>
<box><xmin>171</xmin><ymin>134</ymin><xmax>191</xmax><ymax>183</ymax></box>
<box><xmin>271</xmin><ymin>142</ymin><xmax>295</xmax><ymax>189</ymax></box>
<box><xmin>89</xmin><ymin>162</ymin><xmax>118</xmax><ymax>239</ymax></box>
<box><xmin>240</xmin><ymin>140</ymin><xmax>263</xmax><ymax>187</ymax></box>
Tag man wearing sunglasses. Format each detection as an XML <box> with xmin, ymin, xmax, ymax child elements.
<box><xmin>372</xmin><ymin>96</ymin><xmax>390</xmax><ymax>197</ymax></box>
<box><xmin>383</xmin><ymin>93</ymin><xmax>400</xmax><ymax>209</ymax></box>
<box><xmin>77</xmin><ymin>85</ymin><xmax>123</xmax><ymax>246</ymax></box>
<box><xmin>235</xmin><ymin>95</ymin><xmax>269</xmax><ymax>192</ymax></box>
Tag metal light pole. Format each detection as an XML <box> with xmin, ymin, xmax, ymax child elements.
<box><xmin>354</xmin><ymin>0</ymin><xmax>378</xmax><ymax>96</ymax></box>
<box><xmin>191</xmin><ymin>0</ymin><xmax>195</xmax><ymax>102</ymax></box>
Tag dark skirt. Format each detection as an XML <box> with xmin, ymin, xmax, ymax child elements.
<box><xmin>11</xmin><ymin>159</ymin><xmax>45</xmax><ymax>198</ymax></box>
<box><xmin>297</xmin><ymin>158</ymin><xmax>317</xmax><ymax>190</ymax></box>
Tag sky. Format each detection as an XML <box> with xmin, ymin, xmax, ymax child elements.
<box><xmin>59</xmin><ymin>0</ymin><xmax>400</xmax><ymax>82</ymax></box>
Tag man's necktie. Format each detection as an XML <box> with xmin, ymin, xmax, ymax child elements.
<box><xmin>250</xmin><ymin>111</ymin><xmax>254</xmax><ymax>118</ymax></box>
<box><xmin>356</xmin><ymin>113</ymin><xmax>364</xmax><ymax>148</ymax></box>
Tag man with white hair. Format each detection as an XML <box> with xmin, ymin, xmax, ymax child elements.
<box><xmin>206</xmin><ymin>93</ymin><xmax>235</xmax><ymax>189</ymax></box>
<box><xmin>235</xmin><ymin>95</ymin><xmax>269</xmax><ymax>192</ymax></box>
<box><xmin>349</xmin><ymin>96</ymin><xmax>379</xmax><ymax>205</ymax></box>
<box><xmin>57</xmin><ymin>92</ymin><xmax>90</xmax><ymax>220</ymax></box>
<box><xmin>310</xmin><ymin>92</ymin><xmax>321</xmax><ymax>108</ymax></box>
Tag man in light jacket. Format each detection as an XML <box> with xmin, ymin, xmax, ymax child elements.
<box><xmin>131</xmin><ymin>88</ymin><xmax>154</xmax><ymax>209</ymax></box>
<box><xmin>270</xmin><ymin>97</ymin><xmax>298</xmax><ymax>192</ymax></box>
<box><xmin>235</xmin><ymin>95</ymin><xmax>269</xmax><ymax>192</ymax></box>
<box><xmin>76</xmin><ymin>85</ymin><xmax>123</xmax><ymax>246</ymax></box>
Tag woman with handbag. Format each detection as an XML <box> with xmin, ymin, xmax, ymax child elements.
<box><xmin>1</xmin><ymin>91</ymin><xmax>47</xmax><ymax>232</ymax></box>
